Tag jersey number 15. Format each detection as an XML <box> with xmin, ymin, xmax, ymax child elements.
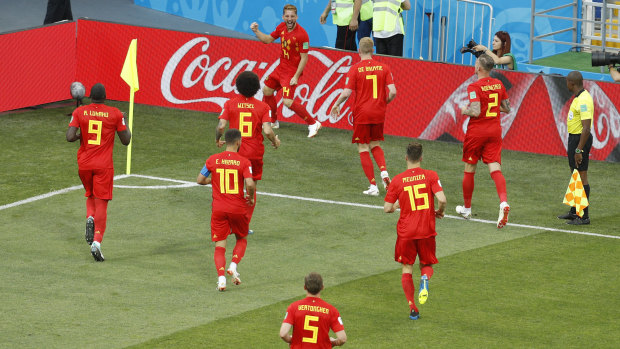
<box><xmin>403</xmin><ymin>184</ymin><xmax>430</xmax><ymax>211</ymax></box>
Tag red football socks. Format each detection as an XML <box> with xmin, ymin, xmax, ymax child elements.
<box><xmin>263</xmin><ymin>94</ymin><xmax>278</xmax><ymax>122</ymax></box>
<box><xmin>401</xmin><ymin>273</ymin><xmax>418</xmax><ymax>312</ymax></box>
<box><xmin>490</xmin><ymin>170</ymin><xmax>508</xmax><ymax>203</ymax></box>
<box><xmin>371</xmin><ymin>146</ymin><xmax>387</xmax><ymax>172</ymax></box>
<box><xmin>462</xmin><ymin>171</ymin><xmax>475</xmax><ymax>208</ymax></box>
<box><xmin>421</xmin><ymin>265</ymin><xmax>434</xmax><ymax>279</ymax></box>
<box><xmin>359</xmin><ymin>151</ymin><xmax>376</xmax><ymax>185</ymax></box>
<box><xmin>231</xmin><ymin>238</ymin><xmax>247</xmax><ymax>264</ymax></box>
<box><xmin>290</xmin><ymin>100</ymin><xmax>315</xmax><ymax>125</ymax></box>
<box><xmin>86</xmin><ymin>196</ymin><xmax>95</xmax><ymax>218</ymax></box>
<box><xmin>214</xmin><ymin>246</ymin><xmax>226</xmax><ymax>276</ymax></box>
<box><xmin>93</xmin><ymin>198</ymin><xmax>108</xmax><ymax>243</ymax></box>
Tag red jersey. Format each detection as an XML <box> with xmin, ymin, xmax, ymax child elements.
<box><xmin>465</xmin><ymin>77</ymin><xmax>508</xmax><ymax>137</ymax></box>
<box><xmin>283</xmin><ymin>297</ymin><xmax>344</xmax><ymax>349</ymax></box>
<box><xmin>69</xmin><ymin>103</ymin><xmax>127</xmax><ymax>170</ymax></box>
<box><xmin>270</xmin><ymin>22</ymin><xmax>310</xmax><ymax>75</ymax></box>
<box><xmin>219</xmin><ymin>96</ymin><xmax>271</xmax><ymax>160</ymax></box>
<box><xmin>385</xmin><ymin>167</ymin><xmax>443</xmax><ymax>239</ymax></box>
<box><xmin>205</xmin><ymin>151</ymin><xmax>253</xmax><ymax>214</ymax></box>
<box><xmin>345</xmin><ymin>59</ymin><xmax>394</xmax><ymax>124</ymax></box>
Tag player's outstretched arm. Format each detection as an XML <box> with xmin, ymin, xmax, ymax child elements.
<box><xmin>331</xmin><ymin>330</ymin><xmax>348</xmax><ymax>346</ymax></box>
<box><xmin>387</xmin><ymin>84</ymin><xmax>397</xmax><ymax>104</ymax></box>
<box><xmin>279</xmin><ymin>323</ymin><xmax>293</xmax><ymax>343</ymax></box>
<box><xmin>331</xmin><ymin>88</ymin><xmax>353</xmax><ymax>116</ymax></box>
<box><xmin>500</xmin><ymin>98</ymin><xmax>511</xmax><ymax>113</ymax></box>
<box><xmin>250</xmin><ymin>22</ymin><xmax>276</xmax><ymax>44</ymax></box>
<box><xmin>66</xmin><ymin>126</ymin><xmax>80</xmax><ymax>142</ymax></box>
<box><xmin>434</xmin><ymin>191</ymin><xmax>447</xmax><ymax>219</ymax></box>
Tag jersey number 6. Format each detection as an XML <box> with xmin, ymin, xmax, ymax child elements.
<box><xmin>239</xmin><ymin>112</ymin><xmax>252</xmax><ymax>137</ymax></box>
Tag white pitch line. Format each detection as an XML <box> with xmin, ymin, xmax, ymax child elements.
<box><xmin>1</xmin><ymin>174</ymin><xmax>618</xmax><ymax>240</ymax></box>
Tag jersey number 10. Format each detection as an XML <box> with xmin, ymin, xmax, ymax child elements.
<box><xmin>215</xmin><ymin>168</ymin><xmax>239</xmax><ymax>194</ymax></box>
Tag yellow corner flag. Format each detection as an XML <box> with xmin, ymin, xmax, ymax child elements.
<box><xmin>121</xmin><ymin>39</ymin><xmax>139</xmax><ymax>175</ymax></box>
<box><xmin>563</xmin><ymin>169</ymin><xmax>589</xmax><ymax>217</ymax></box>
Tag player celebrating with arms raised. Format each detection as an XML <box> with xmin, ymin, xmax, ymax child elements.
<box><xmin>456</xmin><ymin>54</ymin><xmax>511</xmax><ymax>228</ymax></box>
<box><xmin>250</xmin><ymin>4</ymin><xmax>322</xmax><ymax>138</ymax></box>
<box><xmin>331</xmin><ymin>37</ymin><xmax>397</xmax><ymax>196</ymax></box>
<box><xmin>216</xmin><ymin>71</ymin><xmax>280</xmax><ymax>233</ymax></box>
<box><xmin>197</xmin><ymin>129</ymin><xmax>256</xmax><ymax>291</ymax></box>
<box><xmin>66</xmin><ymin>83</ymin><xmax>131</xmax><ymax>262</ymax></box>
<box><xmin>384</xmin><ymin>142</ymin><xmax>446</xmax><ymax>320</ymax></box>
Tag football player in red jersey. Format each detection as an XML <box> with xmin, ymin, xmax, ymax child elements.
<box><xmin>250</xmin><ymin>4</ymin><xmax>323</xmax><ymax>138</ymax></box>
<box><xmin>215</xmin><ymin>71</ymin><xmax>280</xmax><ymax>233</ymax></box>
<box><xmin>280</xmin><ymin>272</ymin><xmax>347</xmax><ymax>348</ymax></box>
<box><xmin>456</xmin><ymin>54</ymin><xmax>511</xmax><ymax>228</ymax></box>
<box><xmin>197</xmin><ymin>129</ymin><xmax>256</xmax><ymax>291</ymax></box>
<box><xmin>331</xmin><ymin>37</ymin><xmax>397</xmax><ymax>196</ymax></box>
<box><xmin>384</xmin><ymin>142</ymin><xmax>446</xmax><ymax>320</ymax></box>
<box><xmin>66</xmin><ymin>83</ymin><xmax>131</xmax><ymax>262</ymax></box>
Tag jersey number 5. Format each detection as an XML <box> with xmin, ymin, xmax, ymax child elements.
<box><xmin>403</xmin><ymin>184</ymin><xmax>430</xmax><ymax>211</ymax></box>
<box><xmin>215</xmin><ymin>168</ymin><xmax>239</xmax><ymax>194</ymax></box>
<box><xmin>239</xmin><ymin>112</ymin><xmax>252</xmax><ymax>137</ymax></box>
<box><xmin>87</xmin><ymin>120</ymin><xmax>102</xmax><ymax>145</ymax></box>
<box><xmin>366</xmin><ymin>74</ymin><xmax>378</xmax><ymax>99</ymax></box>
<box><xmin>486</xmin><ymin>93</ymin><xmax>499</xmax><ymax>117</ymax></box>
<box><xmin>302</xmin><ymin>315</ymin><xmax>319</xmax><ymax>344</ymax></box>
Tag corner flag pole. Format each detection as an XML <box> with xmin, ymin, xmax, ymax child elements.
<box><xmin>120</xmin><ymin>39</ymin><xmax>139</xmax><ymax>175</ymax></box>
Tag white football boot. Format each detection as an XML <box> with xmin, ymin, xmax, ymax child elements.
<box><xmin>307</xmin><ymin>121</ymin><xmax>322</xmax><ymax>138</ymax></box>
<box><xmin>455</xmin><ymin>205</ymin><xmax>472</xmax><ymax>220</ymax></box>
<box><xmin>363</xmin><ymin>184</ymin><xmax>380</xmax><ymax>196</ymax></box>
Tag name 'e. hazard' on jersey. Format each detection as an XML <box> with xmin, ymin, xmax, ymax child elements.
<box><xmin>385</xmin><ymin>167</ymin><xmax>443</xmax><ymax>240</ymax></box>
<box><xmin>219</xmin><ymin>96</ymin><xmax>271</xmax><ymax>160</ymax></box>
<box><xmin>270</xmin><ymin>22</ymin><xmax>310</xmax><ymax>75</ymax></box>
<box><xmin>69</xmin><ymin>103</ymin><xmax>127</xmax><ymax>170</ymax></box>
<box><xmin>206</xmin><ymin>151</ymin><xmax>253</xmax><ymax>214</ymax></box>
<box><xmin>345</xmin><ymin>59</ymin><xmax>395</xmax><ymax>124</ymax></box>
<box><xmin>283</xmin><ymin>296</ymin><xmax>344</xmax><ymax>349</ymax></box>
<box><xmin>567</xmin><ymin>89</ymin><xmax>594</xmax><ymax>135</ymax></box>
<box><xmin>466</xmin><ymin>77</ymin><xmax>508</xmax><ymax>137</ymax></box>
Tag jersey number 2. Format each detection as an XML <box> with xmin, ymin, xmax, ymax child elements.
<box><xmin>403</xmin><ymin>184</ymin><xmax>430</xmax><ymax>211</ymax></box>
<box><xmin>302</xmin><ymin>315</ymin><xmax>319</xmax><ymax>343</ymax></box>
<box><xmin>215</xmin><ymin>168</ymin><xmax>239</xmax><ymax>194</ymax></box>
<box><xmin>239</xmin><ymin>112</ymin><xmax>252</xmax><ymax>137</ymax></box>
<box><xmin>485</xmin><ymin>93</ymin><xmax>499</xmax><ymax>117</ymax></box>
<box><xmin>87</xmin><ymin>120</ymin><xmax>102</xmax><ymax>145</ymax></box>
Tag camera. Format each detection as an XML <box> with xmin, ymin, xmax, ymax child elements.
<box><xmin>591</xmin><ymin>51</ymin><xmax>620</xmax><ymax>67</ymax></box>
<box><xmin>460</xmin><ymin>39</ymin><xmax>483</xmax><ymax>58</ymax></box>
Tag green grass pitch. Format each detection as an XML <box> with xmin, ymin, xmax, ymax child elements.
<box><xmin>1</xmin><ymin>101</ymin><xmax>619</xmax><ymax>348</ymax></box>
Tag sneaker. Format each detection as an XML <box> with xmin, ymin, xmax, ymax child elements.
<box><xmin>363</xmin><ymin>184</ymin><xmax>379</xmax><ymax>196</ymax></box>
<box><xmin>567</xmin><ymin>217</ymin><xmax>590</xmax><ymax>225</ymax></box>
<box><xmin>455</xmin><ymin>205</ymin><xmax>472</xmax><ymax>220</ymax></box>
<box><xmin>497</xmin><ymin>202</ymin><xmax>510</xmax><ymax>228</ymax></box>
<box><xmin>409</xmin><ymin>310</ymin><xmax>420</xmax><ymax>320</ymax></box>
<box><xmin>271</xmin><ymin>121</ymin><xmax>279</xmax><ymax>129</ymax></box>
<box><xmin>380</xmin><ymin>171</ymin><xmax>391</xmax><ymax>190</ymax></box>
<box><xmin>227</xmin><ymin>268</ymin><xmax>241</xmax><ymax>285</ymax></box>
<box><xmin>557</xmin><ymin>211</ymin><xmax>578</xmax><ymax>220</ymax></box>
<box><xmin>248</xmin><ymin>229</ymin><xmax>254</xmax><ymax>235</ymax></box>
<box><xmin>85</xmin><ymin>216</ymin><xmax>94</xmax><ymax>245</ymax></box>
<box><xmin>307</xmin><ymin>121</ymin><xmax>322</xmax><ymax>138</ymax></box>
<box><xmin>90</xmin><ymin>241</ymin><xmax>104</xmax><ymax>262</ymax></box>
<box><xmin>418</xmin><ymin>275</ymin><xmax>429</xmax><ymax>305</ymax></box>
<box><xmin>217</xmin><ymin>276</ymin><xmax>226</xmax><ymax>291</ymax></box>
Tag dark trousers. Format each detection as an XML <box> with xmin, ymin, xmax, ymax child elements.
<box><xmin>375</xmin><ymin>34</ymin><xmax>404</xmax><ymax>57</ymax></box>
<box><xmin>357</xmin><ymin>18</ymin><xmax>373</xmax><ymax>41</ymax></box>
<box><xmin>336</xmin><ymin>25</ymin><xmax>357</xmax><ymax>51</ymax></box>
<box><xmin>44</xmin><ymin>0</ymin><xmax>73</xmax><ymax>24</ymax></box>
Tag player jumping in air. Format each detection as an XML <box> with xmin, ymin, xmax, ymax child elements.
<box><xmin>66</xmin><ymin>83</ymin><xmax>131</xmax><ymax>262</ymax></box>
<box><xmin>250</xmin><ymin>4</ymin><xmax>323</xmax><ymax>138</ymax></box>
<box><xmin>216</xmin><ymin>71</ymin><xmax>280</xmax><ymax>233</ymax></box>
<box><xmin>331</xmin><ymin>37</ymin><xmax>397</xmax><ymax>196</ymax></box>
<box><xmin>384</xmin><ymin>142</ymin><xmax>446</xmax><ymax>320</ymax></box>
<box><xmin>197</xmin><ymin>129</ymin><xmax>256</xmax><ymax>291</ymax></box>
<box><xmin>457</xmin><ymin>54</ymin><xmax>511</xmax><ymax>228</ymax></box>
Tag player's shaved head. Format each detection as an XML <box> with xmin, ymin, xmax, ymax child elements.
<box><xmin>90</xmin><ymin>83</ymin><xmax>106</xmax><ymax>102</ymax></box>
<box><xmin>225</xmin><ymin>128</ymin><xmax>242</xmax><ymax>144</ymax></box>
<box><xmin>359</xmin><ymin>37</ymin><xmax>374</xmax><ymax>55</ymax></box>
<box><xmin>407</xmin><ymin>142</ymin><xmax>423</xmax><ymax>162</ymax></box>
<box><xmin>236</xmin><ymin>71</ymin><xmax>260</xmax><ymax>98</ymax></box>
<box><xmin>567</xmin><ymin>71</ymin><xmax>583</xmax><ymax>87</ymax></box>
<box><xmin>283</xmin><ymin>4</ymin><xmax>297</xmax><ymax>14</ymax></box>
<box><xmin>304</xmin><ymin>272</ymin><xmax>323</xmax><ymax>295</ymax></box>
<box><xmin>477</xmin><ymin>54</ymin><xmax>494</xmax><ymax>72</ymax></box>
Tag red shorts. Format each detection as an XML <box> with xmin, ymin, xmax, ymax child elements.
<box><xmin>78</xmin><ymin>168</ymin><xmax>114</xmax><ymax>200</ymax></box>
<box><xmin>249</xmin><ymin>158</ymin><xmax>263</xmax><ymax>181</ymax></box>
<box><xmin>352</xmin><ymin>123</ymin><xmax>384</xmax><ymax>143</ymax></box>
<box><xmin>462</xmin><ymin>134</ymin><xmax>502</xmax><ymax>164</ymax></box>
<box><xmin>264</xmin><ymin>69</ymin><xmax>297</xmax><ymax>99</ymax></box>
<box><xmin>210</xmin><ymin>210</ymin><xmax>249</xmax><ymax>242</ymax></box>
<box><xmin>394</xmin><ymin>236</ymin><xmax>438</xmax><ymax>265</ymax></box>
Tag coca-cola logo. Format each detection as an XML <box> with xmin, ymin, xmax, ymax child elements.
<box><xmin>161</xmin><ymin>36</ymin><xmax>355</xmax><ymax>124</ymax></box>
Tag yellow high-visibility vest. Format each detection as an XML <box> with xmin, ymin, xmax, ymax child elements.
<box><xmin>373</xmin><ymin>0</ymin><xmax>404</xmax><ymax>32</ymax></box>
<box><xmin>333</xmin><ymin>0</ymin><xmax>355</xmax><ymax>26</ymax></box>
<box><xmin>360</xmin><ymin>0</ymin><xmax>373</xmax><ymax>21</ymax></box>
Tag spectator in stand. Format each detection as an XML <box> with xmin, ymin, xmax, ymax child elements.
<box><xmin>473</xmin><ymin>31</ymin><xmax>517</xmax><ymax>70</ymax></box>
<box><xmin>44</xmin><ymin>0</ymin><xmax>73</xmax><ymax>24</ymax></box>
<box><xmin>610</xmin><ymin>65</ymin><xmax>620</xmax><ymax>82</ymax></box>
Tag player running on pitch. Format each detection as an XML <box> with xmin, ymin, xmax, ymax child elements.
<box><xmin>216</xmin><ymin>71</ymin><xmax>280</xmax><ymax>233</ymax></box>
<box><xmin>250</xmin><ymin>4</ymin><xmax>323</xmax><ymax>138</ymax></box>
<box><xmin>457</xmin><ymin>54</ymin><xmax>511</xmax><ymax>228</ymax></box>
<box><xmin>331</xmin><ymin>37</ymin><xmax>397</xmax><ymax>196</ymax></box>
<box><xmin>197</xmin><ymin>129</ymin><xmax>256</xmax><ymax>291</ymax></box>
<box><xmin>66</xmin><ymin>83</ymin><xmax>131</xmax><ymax>262</ymax></box>
<box><xmin>384</xmin><ymin>142</ymin><xmax>446</xmax><ymax>320</ymax></box>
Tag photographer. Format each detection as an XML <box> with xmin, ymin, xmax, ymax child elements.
<box><xmin>610</xmin><ymin>65</ymin><xmax>620</xmax><ymax>82</ymax></box>
<box><xmin>473</xmin><ymin>31</ymin><xmax>516</xmax><ymax>70</ymax></box>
